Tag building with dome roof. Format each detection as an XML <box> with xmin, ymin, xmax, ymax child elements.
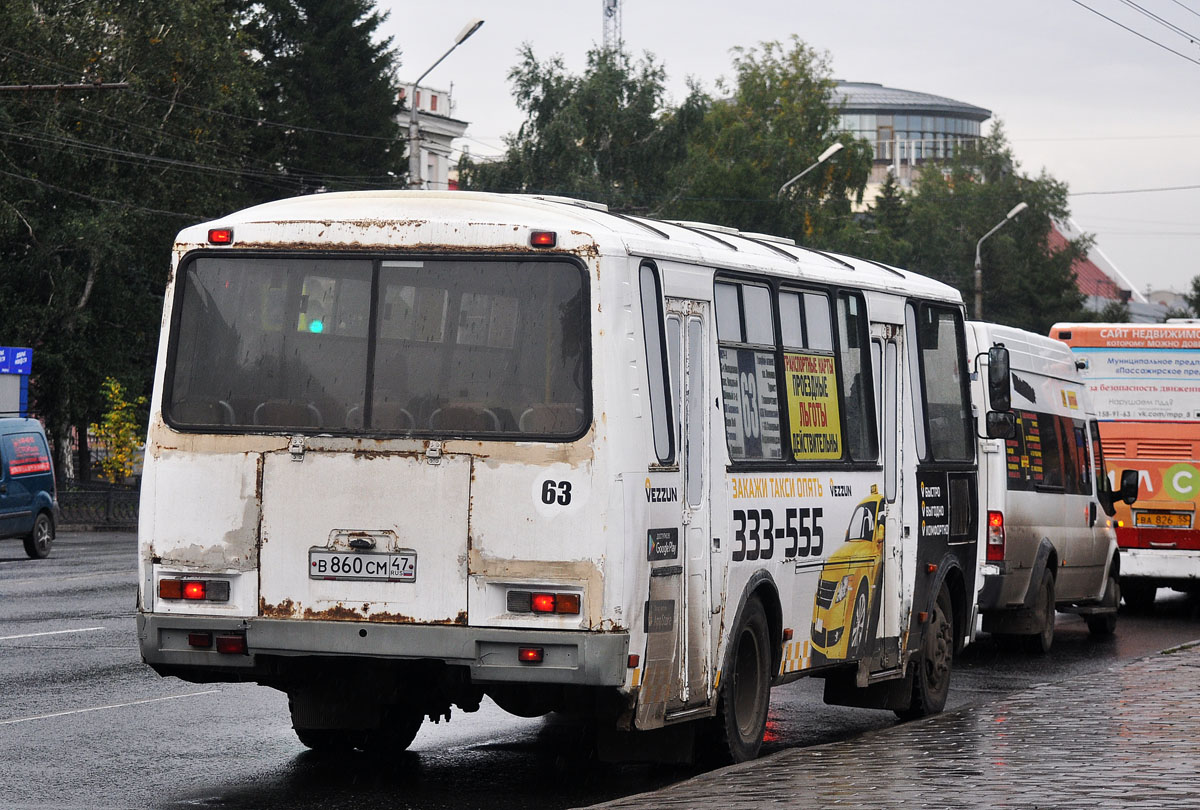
<box><xmin>832</xmin><ymin>80</ymin><xmax>992</xmax><ymax>194</ymax></box>
<box><xmin>831</xmin><ymin>81</ymin><xmax>1165</xmax><ymax>321</ymax></box>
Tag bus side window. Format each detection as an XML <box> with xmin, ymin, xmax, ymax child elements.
<box><xmin>716</xmin><ymin>280</ymin><xmax>782</xmax><ymax>461</ymax></box>
<box><xmin>640</xmin><ymin>263</ymin><xmax>674</xmax><ymax>464</ymax></box>
<box><xmin>836</xmin><ymin>292</ymin><xmax>877</xmax><ymax>462</ymax></box>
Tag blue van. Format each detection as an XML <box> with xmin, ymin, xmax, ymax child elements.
<box><xmin>0</xmin><ymin>418</ymin><xmax>59</xmax><ymax>558</ymax></box>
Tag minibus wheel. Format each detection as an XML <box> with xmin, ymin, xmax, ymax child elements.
<box><xmin>23</xmin><ymin>512</ymin><xmax>54</xmax><ymax>559</ymax></box>
<box><xmin>1085</xmin><ymin>573</ymin><xmax>1120</xmax><ymax>637</ymax></box>
<box><xmin>896</xmin><ymin>585</ymin><xmax>953</xmax><ymax>720</ymax></box>
<box><xmin>1023</xmin><ymin>570</ymin><xmax>1056</xmax><ymax>655</ymax></box>
<box><xmin>711</xmin><ymin>596</ymin><xmax>770</xmax><ymax>763</ymax></box>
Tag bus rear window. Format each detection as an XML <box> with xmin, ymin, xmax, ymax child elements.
<box><xmin>166</xmin><ymin>256</ymin><xmax>588</xmax><ymax>438</ymax></box>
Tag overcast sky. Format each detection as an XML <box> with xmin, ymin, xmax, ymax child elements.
<box><xmin>379</xmin><ymin>0</ymin><xmax>1200</xmax><ymax>296</ymax></box>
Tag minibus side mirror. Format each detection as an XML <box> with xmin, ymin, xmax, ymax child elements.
<box><xmin>1118</xmin><ymin>469</ymin><xmax>1140</xmax><ymax>505</ymax></box>
<box><xmin>987</xmin><ymin>344</ymin><xmax>1011</xmax><ymax>412</ymax></box>
<box><xmin>985</xmin><ymin>411</ymin><xmax>1016</xmax><ymax>440</ymax></box>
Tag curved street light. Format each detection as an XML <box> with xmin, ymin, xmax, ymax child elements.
<box><xmin>974</xmin><ymin>201</ymin><xmax>1028</xmax><ymax>319</ymax></box>
<box><xmin>777</xmin><ymin>142</ymin><xmax>845</xmax><ymax>200</ymax></box>
<box><xmin>407</xmin><ymin>19</ymin><xmax>485</xmax><ymax>189</ymax></box>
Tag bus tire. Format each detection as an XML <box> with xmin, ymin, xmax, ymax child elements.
<box><xmin>896</xmin><ymin>585</ymin><xmax>953</xmax><ymax>720</ymax></box>
<box><xmin>1023</xmin><ymin>570</ymin><xmax>1055</xmax><ymax>655</ymax></box>
<box><xmin>295</xmin><ymin>728</ymin><xmax>351</xmax><ymax>752</ymax></box>
<box><xmin>23</xmin><ymin>512</ymin><xmax>54</xmax><ymax>559</ymax></box>
<box><xmin>1086</xmin><ymin>574</ymin><xmax>1119</xmax><ymax>637</ymax></box>
<box><xmin>710</xmin><ymin>596</ymin><xmax>771</xmax><ymax>763</ymax></box>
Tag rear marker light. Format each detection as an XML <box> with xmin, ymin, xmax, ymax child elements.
<box><xmin>628</xmin><ymin>654</ymin><xmax>640</xmax><ymax>668</ymax></box>
<box><xmin>530</xmin><ymin>230</ymin><xmax>557</xmax><ymax>247</ymax></box>
<box><xmin>518</xmin><ymin>647</ymin><xmax>544</xmax><ymax>663</ymax></box>
<box><xmin>188</xmin><ymin>632</ymin><xmax>213</xmax><ymax>649</ymax></box>
<box><xmin>554</xmin><ymin>593</ymin><xmax>580</xmax><ymax>615</ymax></box>
<box><xmin>215</xmin><ymin>635</ymin><xmax>248</xmax><ymax>655</ymax></box>
<box><xmin>207</xmin><ymin>228</ymin><xmax>234</xmax><ymax>245</ymax></box>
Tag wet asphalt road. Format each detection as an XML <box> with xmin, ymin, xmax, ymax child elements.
<box><xmin>3</xmin><ymin>530</ymin><xmax>1200</xmax><ymax>810</ymax></box>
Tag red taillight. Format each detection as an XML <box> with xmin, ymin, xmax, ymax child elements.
<box><xmin>986</xmin><ymin>510</ymin><xmax>1005</xmax><ymax>562</ymax></box>
<box><xmin>158</xmin><ymin>578</ymin><xmax>230</xmax><ymax>602</ymax></box>
<box><xmin>207</xmin><ymin>228</ymin><xmax>233</xmax><ymax>245</ymax></box>
<box><xmin>215</xmin><ymin>635</ymin><xmax>247</xmax><ymax>655</ymax></box>
<box><xmin>530</xmin><ymin>230</ymin><xmax>557</xmax><ymax>247</ymax></box>
<box><xmin>188</xmin><ymin>632</ymin><xmax>213</xmax><ymax>649</ymax></box>
<box><xmin>531</xmin><ymin>593</ymin><xmax>556</xmax><ymax>613</ymax></box>
<box><xmin>518</xmin><ymin>647</ymin><xmax>544</xmax><ymax>663</ymax></box>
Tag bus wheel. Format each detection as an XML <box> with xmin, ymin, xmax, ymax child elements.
<box><xmin>23</xmin><ymin>512</ymin><xmax>54</xmax><ymax>559</ymax></box>
<box><xmin>1086</xmin><ymin>573</ymin><xmax>1120</xmax><ymax>637</ymax></box>
<box><xmin>294</xmin><ymin>728</ymin><xmax>351</xmax><ymax>752</ymax></box>
<box><xmin>1023</xmin><ymin>571</ymin><xmax>1055</xmax><ymax>655</ymax></box>
<box><xmin>896</xmin><ymin>585</ymin><xmax>953</xmax><ymax>720</ymax></box>
<box><xmin>710</xmin><ymin>597</ymin><xmax>771</xmax><ymax>763</ymax></box>
<box><xmin>361</xmin><ymin>707</ymin><xmax>423</xmax><ymax>753</ymax></box>
<box><xmin>1122</xmin><ymin>580</ymin><xmax>1157</xmax><ymax>612</ymax></box>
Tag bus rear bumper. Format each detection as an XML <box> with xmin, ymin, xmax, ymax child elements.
<box><xmin>1120</xmin><ymin>547</ymin><xmax>1200</xmax><ymax>583</ymax></box>
<box><xmin>138</xmin><ymin>614</ymin><xmax>630</xmax><ymax>687</ymax></box>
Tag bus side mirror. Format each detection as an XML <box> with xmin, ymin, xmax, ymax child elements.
<box><xmin>985</xmin><ymin>411</ymin><xmax>1016</xmax><ymax>440</ymax></box>
<box><xmin>1118</xmin><ymin>469</ymin><xmax>1139</xmax><ymax>505</ymax></box>
<box><xmin>987</xmin><ymin>345</ymin><xmax>1011</xmax><ymax>412</ymax></box>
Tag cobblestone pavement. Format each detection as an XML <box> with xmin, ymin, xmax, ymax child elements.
<box><xmin>583</xmin><ymin>642</ymin><xmax>1200</xmax><ymax>809</ymax></box>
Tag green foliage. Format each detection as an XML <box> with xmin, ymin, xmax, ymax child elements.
<box><xmin>1098</xmin><ymin>300</ymin><xmax>1133</xmax><ymax>322</ymax></box>
<box><xmin>241</xmin><ymin>0</ymin><xmax>404</xmax><ymax>195</ymax></box>
<box><xmin>663</xmin><ymin>37</ymin><xmax>871</xmax><ymax>240</ymax></box>
<box><xmin>893</xmin><ymin>124</ymin><xmax>1091</xmax><ymax>333</ymax></box>
<box><xmin>461</xmin><ymin>47</ymin><xmax>704</xmax><ymax>213</ymax></box>
<box><xmin>89</xmin><ymin>377</ymin><xmax>146</xmax><ymax>484</ymax></box>
<box><xmin>0</xmin><ymin>0</ymin><xmax>262</xmax><ymax>461</ymax></box>
<box><xmin>1184</xmin><ymin>276</ymin><xmax>1200</xmax><ymax>317</ymax></box>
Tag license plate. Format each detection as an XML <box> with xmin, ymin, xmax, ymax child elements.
<box><xmin>1134</xmin><ymin>511</ymin><xmax>1192</xmax><ymax>529</ymax></box>
<box><xmin>309</xmin><ymin>549</ymin><xmax>417</xmax><ymax>582</ymax></box>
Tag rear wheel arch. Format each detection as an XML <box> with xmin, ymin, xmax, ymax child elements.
<box><xmin>724</xmin><ymin>571</ymin><xmax>783</xmax><ymax>679</ymax></box>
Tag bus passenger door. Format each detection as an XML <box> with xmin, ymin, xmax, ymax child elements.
<box><xmin>876</xmin><ymin>327</ymin><xmax>906</xmax><ymax>668</ymax></box>
<box><xmin>666</xmin><ymin>298</ymin><xmax>712</xmax><ymax>710</ymax></box>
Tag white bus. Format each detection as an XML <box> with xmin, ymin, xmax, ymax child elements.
<box><xmin>137</xmin><ymin>191</ymin><xmax>987</xmax><ymax>762</ymax></box>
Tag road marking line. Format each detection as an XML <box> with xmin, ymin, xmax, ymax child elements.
<box><xmin>0</xmin><ymin>626</ymin><xmax>106</xmax><ymax>641</ymax></box>
<box><xmin>0</xmin><ymin>691</ymin><xmax>222</xmax><ymax>725</ymax></box>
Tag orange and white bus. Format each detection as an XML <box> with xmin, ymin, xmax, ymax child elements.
<box><xmin>1050</xmin><ymin>322</ymin><xmax>1200</xmax><ymax>608</ymax></box>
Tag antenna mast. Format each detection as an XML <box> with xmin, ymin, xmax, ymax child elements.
<box><xmin>602</xmin><ymin>0</ymin><xmax>622</xmax><ymax>53</ymax></box>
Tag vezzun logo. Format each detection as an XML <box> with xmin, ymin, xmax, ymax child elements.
<box><xmin>1164</xmin><ymin>463</ymin><xmax>1200</xmax><ymax>501</ymax></box>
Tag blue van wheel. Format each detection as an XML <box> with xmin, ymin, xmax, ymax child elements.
<box><xmin>23</xmin><ymin>512</ymin><xmax>53</xmax><ymax>559</ymax></box>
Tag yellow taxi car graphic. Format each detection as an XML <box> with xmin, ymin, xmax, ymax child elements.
<box><xmin>811</xmin><ymin>488</ymin><xmax>885</xmax><ymax>662</ymax></box>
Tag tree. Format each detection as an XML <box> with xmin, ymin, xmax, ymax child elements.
<box><xmin>899</xmin><ymin>124</ymin><xmax>1090</xmax><ymax>333</ymax></box>
<box><xmin>243</xmin><ymin>0</ymin><xmax>404</xmax><ymax>197</ymax></box>
<box><xmin>461</xmin><ymin>46</ymin><xmax>704</xmax><ymax>213</ymax></box>
<box><xmin>90</xmin><ymin>377</ymin><xmax>146</xmax><ymax>484</ymax></box>
<box><xmin>1184</xmin><ymin>275</ymin><xmax>1200</xmax><ymax>317</ymax></box>
<box><xmin>0</xmin><ymin>0</ymin><xmax>262</xmax><ymax>472</ymax></box>
<box><xmin>663</xmin><ymin>37</ymin><xmax>872</xmax><ymax>242</ymax></box>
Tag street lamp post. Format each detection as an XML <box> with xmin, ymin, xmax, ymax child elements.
<box><xmin>777</xmin><ymin>142</ymin><xmax>845</xmax><ymax>200</ymax></box>
<box><xmin>973</xmin><ymin>201</ymin><xmax>1029</xmax><ymax>320</ymax></box>
<box><xmin>407</xmin><ymin>19</ymin><xmax>484</xmax><ymax>189</ymax></box>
